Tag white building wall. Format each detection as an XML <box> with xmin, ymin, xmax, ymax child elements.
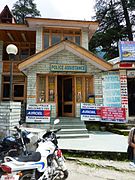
<box><xmin>82</xmin><ymin>30</ymin><xmax>89</xmax><ymax>50</ymax></box>
<box><xmin>36</xmin><ymin>27</ymin><xmax>43</xmax><ymax>53</ymax></box>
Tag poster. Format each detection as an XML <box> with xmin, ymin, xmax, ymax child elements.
<box><xmin>80</xmin><ymin>103</ymin><xmax>127</xmax><ymax>123</ymax></box>
<box><xmin>102</xmin><ymin>72</ymin><xmax>121</xmax><ymax>107</ymax></box>
<box><xmin>26</xmin><ymin>104</ymin><xmax>51</xmax><ymax>123</ymax></box>
<box><xmin>119</xmin><ymin>41</ymin><xmax>135</xmax><ymax>61</ymax></box>
<box><xmin>80</xmin><ymin>103</ymin><xmax>101</xmax><ymax>121</ymax></box>
<box><xmin>101</xmin><ymin>107</ymin><xmax>127</xmax><ymax>123</ymax></box>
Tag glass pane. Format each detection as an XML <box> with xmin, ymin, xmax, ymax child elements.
<box><xmin>52</xmin><ymin>34</ymin><xmax>61</xmax><ymax>45</ymax></box>
<box><xmin>3</xmin><ymin>84</ymin><xmax>10</xmax><ymax>98</ymax></box>
<box><xmin>44</xmin><ymin>33</ymin><xmax>49</xmax><ymax>49</ymax></box>
<box><xmin>85</xmin><ymin>77</ymin><xmax>94</xmax><ymax>103</ymax></box>
<box><xmin>76</xmin><ymin>77</ymin><xmax>82</xmax><ymax>102</ymax></box>
<box><xmin>48</xmin><ymin>76</ymin><xmax>55</xmax><ymax>102</ymax></box>
<box><xmin>64</xmin><ymin>36</ymin><xmax>74</xmax><ymax>41</ymax></box>
<box><xmin>75</xmin><ymin>36</ymin><xmax>80</xmax><ymax>45</ymax></box>
<box><xmin>3</xmin><ymin>76</ymin><xmax>10</xmax><ymax>82</ymax></box>
<box><xmin>20</xmin><ymin>49</ymin><xmax>29</xmax><ymax>60</ymax></box>
<box><xmin>38</xmin><ymin>76</ymin><xmax>46</xmax><ymax>102</ymax></box>
<box><xmin>14</xmin><ymin>85</ymin><xmax>24</xmax><ymax>97</ymax></box>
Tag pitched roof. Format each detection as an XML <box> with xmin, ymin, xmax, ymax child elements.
<box><xmin>26</xmin><ymin>17</ymin><xmax>99</xmax><ymax>41</ymax></box>
<box><xmin>0</xmin><ymin>5</ymin><xmax>16</xmax><ymax>24</ymax></box>
<box><xmin>18</xmin><ymin>40</ymin><xmax>112</xmax><ymax>71</ymax></box>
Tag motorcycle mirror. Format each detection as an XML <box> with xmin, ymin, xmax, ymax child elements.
<box><xmin>19</xmin><ymin>120</ymin><xmax>23</xmax><ymax>125</ymax></box>
<box><xmin>54</xmin><ymin>119</ymin><xmax>60</xmax><ymax>125</ymax></box>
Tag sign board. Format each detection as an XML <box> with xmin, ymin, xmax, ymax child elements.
<box><xmin>119</xmin><ymin>41</ymin><xmax>135</xmax><ymax>61</ymax></box>
<box><xmin>26</xmin><ymin>104</ymin><xmax>51</xmax><ymax>123</ymax></box>
<box><xmin>80</xmin><ymin>103</ymin><xmax>101</xmax><ymax>121</ymax></box>
<box><xmin>101</xmin><ymin>107</ymin><xmax>127</xmax><ymax>123</ymax></box>
<box><xmin>127</xmin><ymin>70</ymin><xmax>135</xmax><ymax>77</ymax></box>
<box><xmin>80</xmin><ymin>103</ymin><xmax>127</xmax><ymax>123</ymax></box>
<box><xmin>102</xmin><ymin>72</ymin><xmax>121</xmax><ymax>107</ymax></box>
<box><xmin>50</xmin><ymin>64</ymin><xmax>86</xmax><ymax>72</ymax></box>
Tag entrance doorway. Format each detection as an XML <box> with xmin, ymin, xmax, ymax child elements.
<box><xmin>57</xmin><ymin>76</ymin><xmax>74</xmax><ymax>117</ymax></box>
<box><xmin>127</xmin><ymin>78</ymin><xmax>135</xmax><ymax>116</ymax></box>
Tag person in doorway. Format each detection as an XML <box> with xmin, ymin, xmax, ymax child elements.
<box><xmin>128</xmin><ymin>127</ymin><xmax>135</xmax><ymax>167</ymax></box>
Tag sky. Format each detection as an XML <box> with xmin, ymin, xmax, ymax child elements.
<box><xmin>0</xmin><ymin>0</ymin><xmax>96</xmax><ymax>20</ymax></box>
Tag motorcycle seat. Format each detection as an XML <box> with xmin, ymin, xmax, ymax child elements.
<box><xmin>16</xmin><ymin>152</ymin><xmax>41</xmax><ymax>162</ymax></box>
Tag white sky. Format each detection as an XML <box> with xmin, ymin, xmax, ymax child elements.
<box><xmin>0</xmin><ymin>0</ymin><xmax>96</xmax><ymax>20</ymax></box>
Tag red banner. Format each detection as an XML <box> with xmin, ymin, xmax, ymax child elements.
<box><xmin>101</xmin><ymin>107</ymin><xmax>126</xmax><ymax>123</ymax></box>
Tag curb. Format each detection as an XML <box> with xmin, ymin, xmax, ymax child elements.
<box><xmin>66</xmin><ymin>157</ymin><xmax>135</xmax><ymax>172</ymax></box>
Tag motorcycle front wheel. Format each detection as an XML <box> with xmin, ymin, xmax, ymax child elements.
<box><xmin>54</xmin><ymin>169</ymin><xmax>68</xmax><ymax>180</ymax></box>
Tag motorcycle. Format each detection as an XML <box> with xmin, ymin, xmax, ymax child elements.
<box><xmin>0</xmin><ymin>119</ymin><xmax>68</xmax><ymax>180</ymax></box>
<box><xmin>0</xmin><ymin>125</ymin><xmax>32</xmax><ymax>163</ymax></box>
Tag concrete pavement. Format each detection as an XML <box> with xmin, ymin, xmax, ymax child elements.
<box><xmin>58</xmin><ymin>132</ymin><xmax>135</xmax><ymax>173</ymax></box>
<box><xmin>58</xmin><ymin>131</ymin><xmax>128</xmax><ymax>153</ymax></box>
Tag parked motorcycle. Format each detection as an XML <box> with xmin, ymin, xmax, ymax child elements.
<box><xmin>0</xmin><ymin>125</ymin><xmax>31</xmax><ymax>163</ymax></box>
<box><xmin>0</xmin><ymin>119</ymin><xmax>68</xmax><ymax>180</ymax></box>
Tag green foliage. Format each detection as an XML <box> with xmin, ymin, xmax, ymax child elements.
<box><xmin>89</xmin><ymin>0</ymin><xmax>135</xmax><ymax>60</ymax></box>
<box><xmin>12</xmin><ymin>0</ymin><xmax>41</xmax><ymax>24</ymax></box>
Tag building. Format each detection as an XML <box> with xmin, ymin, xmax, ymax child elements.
<box><xmin>5</xmin><ymin>5</ymin><xmax>135</xmax><ymax>128</ymax></box>
<box><xmin>0</xmin><ymin>5</ymin><xmax>114</xmax><ymax>123</ymax></box>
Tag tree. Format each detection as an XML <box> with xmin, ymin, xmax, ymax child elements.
<box><xmin>12</xmin><ymin>0</ymin><xmax>41</xmax><ymax>24</ymax></box>
<box><xmin>89</xmin><ymin>0</ymin><xmax>135</xmax><ymax>60</ymax></box>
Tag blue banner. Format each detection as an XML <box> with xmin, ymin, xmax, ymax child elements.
<box><xmin>81</xmin><ymin>109</ymin><xmax>97</xmax><ymax>115</ymax></box>
<box><xmin>26</xmin><ymin>110</ymin><xmax>44</xmax><ymax>116</ymax></box>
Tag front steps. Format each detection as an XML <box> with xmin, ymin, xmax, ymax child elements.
<box><xmin>53</xmin><ymin>117</ymin><xmax>89</xmax><ymax>139</ymax></box>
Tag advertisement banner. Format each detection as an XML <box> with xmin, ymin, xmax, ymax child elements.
<box><xmin>119</xmin><ymin>41</ymin><xmax>135</xmax><ymax>61</ymax></box>
<box><xmin>80</xmin><ymin>103</ymin><xmax>101</xmax><ymax>121</ymax></box>
<box><xmin>80</xmin><ymin>103</ymin><xmax>127</xmax><ymax>123</ymax></box>
<box><xmin>102</xmin><ymin>72</ymin><xmax>121</xmax><ymax>107</ymax></box>
<box><xmin>101</xmin><ymin>107</ymin><xmax>127</xmax><ymax>123</ymax></box>
<box><xmin>26</xmin><ymin>104</ymin><xmax>51</xmax><ymax>123</ymax></box>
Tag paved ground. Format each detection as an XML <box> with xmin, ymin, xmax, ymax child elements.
<box><xmin>58</xmin><ymin>131</ymin><xmax>128</xmax><ymax>152</ymax></box>
<box><xmin>57</xmin><ymin>131</ymin><xmax>135</xmax><ymax>174</ymax></box>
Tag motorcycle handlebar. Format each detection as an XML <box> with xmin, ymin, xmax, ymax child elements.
<box><xmin>14</xmin><ymin>126</ymin><xmax>21</xmax><ymax>133</ymax></box>
<box><xmin>53</xmin><ymin>128</ymin><xmax>61</xmax><ymax>133</ymax></box>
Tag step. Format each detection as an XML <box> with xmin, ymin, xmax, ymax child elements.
<box><xmin>58</xmin><ymin>133</ymin><xmax>90</xmax><ymax>139</ymax></box>
<box><xmin>55</xmin><ymin>125</ymin><xmax>86</xmax><ymax>129</ymax></box>
<box><xmin>58</xmin><ymin>129</ymin><xmax>88</xmax><ymax>135</ymax></box>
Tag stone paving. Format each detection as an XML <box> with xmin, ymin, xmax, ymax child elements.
<box><xmin>58</xmin><ymin>131</ymin><xmax>128</xmax><ymax>152</ymax></box>
<box><xmin>58</xmin><ymin>131</ymin><xmax>135</xmax><ymax>172</ymax></box>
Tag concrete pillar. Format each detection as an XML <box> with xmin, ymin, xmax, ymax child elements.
<box><xmin>36</xmin><ymin>27</ymin><xmax>43</xmax><ymax>53</ymax></box>
<box><xmin>0</xmin><ymin>101</ymin><xmax>21</xmax><ymax>136</ymax></box>
<box><xmin>82</xmin><ymin>30</ymin><xmax>89</xmax><ymax>50</ymax></box>
<box><xmin>0</xmin><ymin>41</ymin><xmax>3</xmax><ymax>100</ymax></box>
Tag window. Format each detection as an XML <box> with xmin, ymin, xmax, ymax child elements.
<box><xmin>75</xmin><ymin>76</ymin><xmax>94</xmax><ymax>103</ymax></box>
<box><xmin>38</xmin><ymin>76</ymin><xmax>46</xmax><ymax>102</ymax></box>
<box><xmin>48</xmin><ymin>76</ymin><xmax>55</xmax><ymax>102</ymax></box>
<box><xmin>3</xmin><ymin>84</ymin><xmax>10</xmax><ymax>98</ymax></box>
<box><xmin>43</xmin><ymin>29</ymin><xmax>81</xmax><ymax>48</ymax></box>
<box><xmin>44</xmin><ymin>33</ymin><xmax>49</xmax><ymax>49</ymax></box>
<box><xmin>75</xmin><ymin>36</ymin><xmax>80</xmax><ymax>45</ymax></box>
<box><xmin>76</xmin><ymin>77</ymin><xmax>83</xmax><ymax>102</ymax></box>
<box><xmin>20</xmin><ymin>49</ymin><xmax>29</xmax><ymax>60</ymax></box>
<box><xmin>85</xmin><ymin>76</ymin><xmax>94</xmax><ymax>102</ymax></box>
<box><xmin>14</xmin><ymin>85</ymin><xmax>24</xmax><ymax>97</ymax></box>
<box><xmin>37</xmin><ymin>75</ymin><xmax>56</xmax><ymax>103</ymax></box>
<box><xmin>52</xmin><ymin>34</ymin><xmax>61</xmax><ymax>45</ymax></box>
<box><xmin>63</xmin><ymin>35</ymin><xmax>74</xmax><ymax>41</ymax></box>
<box><xmin>2</xmin><ymin>75</ymin><xmax>25</xmax><ymax>101</ymax></box>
